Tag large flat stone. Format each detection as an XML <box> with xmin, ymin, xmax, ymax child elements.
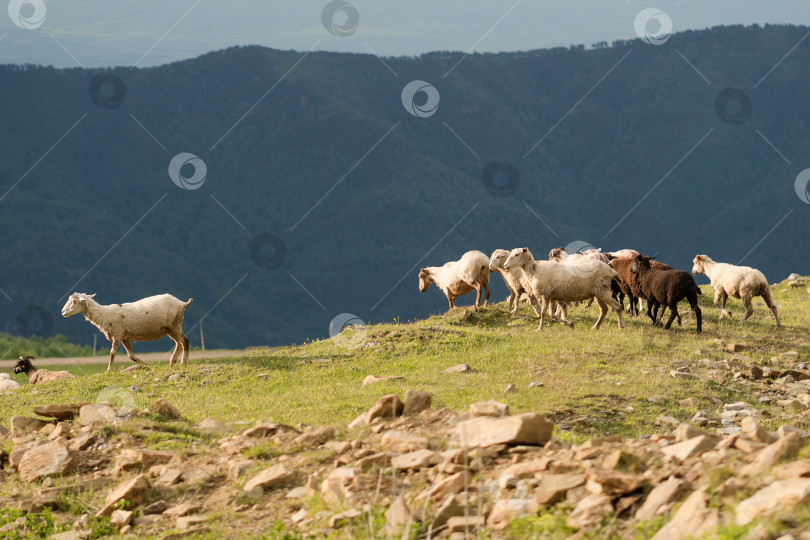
<box><xmin>454</xmin><ymin>413</ymin><xmax>553</xmax><ymax>448</ymax></box>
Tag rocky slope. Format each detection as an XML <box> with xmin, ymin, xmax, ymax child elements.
<box><xmin>3</xmin><ymin>350</ymin><xmax>810</xmax><ymax>540</ymax></box>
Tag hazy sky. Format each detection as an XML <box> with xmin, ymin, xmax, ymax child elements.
<box><xmin>2</xmin><ymin>1</ymin><xmax>810</xmax><ymax>68</ymax></box>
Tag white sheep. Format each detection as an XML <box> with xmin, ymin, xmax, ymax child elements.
<box><xmin>491</xmin><ymin>249</ymin><xmax>567</xmax><ymax>318</ymax></box>
<box><xmin>61</xmin><ymin>292</ymin><xmax>194</xmax><ymax>371</ymax></box>
<box><xmin>489</xmin><ymin>249</ymin><xmax>535</xmax><ymax>315</ymax></box>
<box><xmin>419</xmin><ymin>251</ymin><xmax>490</xmax><ymax>309</ymax></box>
<box><xmin>0</xmin><ymin>372</ymin><xmax>21</xmax><ymax>391</ymax></box>
<box><xmin>691</xmin><ymin>254</ymin><xmax>780</xmax><ymax>327</ymax></box>
<box><xmin>504</xmin><ymin>248</ymin><xmax>624</xmax><ymax>331</ymax></box>
<box><xmin>13</xmin><ymin>356</ymin><xmax>75</xmax><ymax>384</ymax></box>
<box><xmin>605</xmin><ymin>249</ymin><xmax>640</xmax><ymax>260</ymax></box>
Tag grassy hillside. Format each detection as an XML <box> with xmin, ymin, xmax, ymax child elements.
<box><xmin>3</xmin><ymin>280</ymin><xmax>808</xmax><ymax>438</ymax></box>
<box><xmin>1</xmin><ymin>24</ymin><xmax>810</xmax><ymax>349</ymax></box>
<box><xmin>1</xmin><ymin>279</ymin><xmax>809</xmax><ymax>538</ymax></box>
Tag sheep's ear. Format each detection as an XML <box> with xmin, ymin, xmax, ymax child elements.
<box><xmin>521</xmin><ymin>248</ymin><xmax>528</xmax><ymax>253</ymax></box>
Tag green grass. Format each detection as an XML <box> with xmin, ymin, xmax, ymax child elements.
<box><xmin>1</xmin><ymin>282</ymin><xmax>809</xmax><ymax>441</ymax></box>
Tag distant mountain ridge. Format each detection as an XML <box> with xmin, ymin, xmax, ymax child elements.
<box><xmin>1</xmin><ymin>23</ymin><xmax>808</xmax><ymax>348</ymax></box>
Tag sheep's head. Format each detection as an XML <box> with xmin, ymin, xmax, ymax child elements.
<box><xmin>692</xmin><ymin>255</ymin><xmax>707</xmax><ymax>276</ymax></box>
<box><xmin>418</xmin><ymin>269</ymin><xmax>434</xmax><ymax>292</ymax></box>
<box><xmin>631</xmin><ymin>255</ymin><xmax>652</xmax><ymax>275</ymax></box>
<box><xmin>548</xmin><ymin>248</ymin><xmax>566</xmax><ymax>261</ymax></box>
<box><xmin>13</xmin><ymin>356</ymin><xmax>34</xmax><ymax>374</ymax></box>
<box><xmin>489</xmin><ymin>249</ymin><xmax>509</xmax><ymax>272</ymax></box>
<box><xmin>504</xmin><ymin>248</ymin><xmax>530</xmax><ymax>271</ymax></box>
<box><xmin>61</xmin><ymin>292</ymin><xmax>95</xmax><ymax>317</ymax></box>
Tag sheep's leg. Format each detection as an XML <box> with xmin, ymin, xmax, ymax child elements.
<box><xmin>508</xmin><ymin>292</ymin><xmax>517</xmax><ymax>313</ymax></box>
<box><xmin>170</xmin><ymin>331</ymin><xmax>191</xmax><ymax>366</ymax></box>
<box><xmin>741</xmin><ymin>295</ymin><xmax>754</xmax><ymax>325</ymax></box>
<box><xmin>547</xmin><ymin>300</ymin><xmax>574</xmax><ymax>329</ymax></box>
<box><xmin>528</xmin><ymin>296</ymin><xmax>543</xmax><ymax>317</ymax></box>
<box><xmin>446</xmin><ymin>294</ymin><xmax>456</xmax><ymax>309</ymax></box>
<box><xmin>121</xmin><ymin>340</ymin><xmax>150</xmax><ymax>368</ymax></box>
<box><xmin>592</xmin><ymin>297</ymin><xmax>608</xmax><ymax>329</ymax></box>
<box><xmin>483</xmin><ymin>283</ymin><xmax>490</xmax><ymax>307</ymax></box>
<box><xmin>536</xmin><ymin>297</ymin><xmax>548</xmax><ymax>331</ymax></box>
<box><xmin>168</xmin><ymin>337</ymin><xmax>182</xmax><ymax>367</ymax></box>
<box><xmin>645</xmin><ymin>301</ymin><xmax>658</xmax><ymax>326</ymax></box>
<box><xmin>108</xmin><ymin>339</ymin><xmax>120</xmax><ymax>372</ymax></box>
<box><xmin>473</xmin><ymin>284</ymin><xmax>483</xmax><ymax>308</ymax></box>
<box><xmin>608</xmin><ymin>295</ymin><xmax>625</xmax><ymax>329</ymax></box>
<box><xmin>181</xmin><ymin>333</ymin><xmax>190</xmax><ymax>365</ymax></box>
<box><xmin>663</xmin><ymin>304</ymin><xmax>679</xmax><ymax>330</ymax></box>
<box><xmin>761</xmin><ymin>289</ymin><xmax>781</xmax><ymax>328</ymax></box>
<box><xmin>719</xmin><ymin>290</ymin><xmax>732</xmax><ymax>320</ymax></box>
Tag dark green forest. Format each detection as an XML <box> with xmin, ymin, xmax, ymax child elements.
<box><xmin>1</xmin><ymin>23</ymin><xmax>808</xmax><ymax>349</ymax></box>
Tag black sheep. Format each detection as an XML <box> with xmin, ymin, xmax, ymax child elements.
<box><xmin>631</xmin><ymin>255</ymin><xmax>702</xmax><ymax>333</ymax></box>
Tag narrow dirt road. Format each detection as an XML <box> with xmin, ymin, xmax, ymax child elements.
<box><xmin>0</xmin><ymin>349</ymin><xmax>245</xmax><ymax>368</ymax></box>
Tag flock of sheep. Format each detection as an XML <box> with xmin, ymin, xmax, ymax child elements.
<box><xmin>0</xmin><ymin>247</ymin><xmax>781</xmax><ymax>383</ymax></box>
<box><xmin>418</xmin><ymin>247</ymin><xmax>782</xmax><ymax>334</ymax></box>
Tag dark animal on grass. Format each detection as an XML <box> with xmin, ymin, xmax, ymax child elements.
<box><xmin>609</xmin><ymin>256</ymin><xmax>681</xmax><ymax>325</ymax></box>
<box><xmin>631</xmin><ymin>255</ymin><xmax>702</xmax><ymax>333</ymax></box>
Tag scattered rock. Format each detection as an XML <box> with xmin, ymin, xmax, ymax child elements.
<box><xmin>678</xmin><ymin>397</ymin><xmax>701</xmax><ymax>408</ymax></box>
<box><xmin>384</xmin><ymin>495</ymin><xmax>412</xmax><ymax>535</ymax></box>
<box><xmin>727</xmin><ymin>343</ymin><xmax>748</xmax><ymax>352</ymax></box>
<box><xmin>97</xmin><ymin>474</ymin><xmax>149</xmax><ymax>517</ymax></box>
<box><xmin>736</xmin><ymin>478</ymin><xmax>810</xmax><ymax>525</ymax></box>
<box><xmin>528</xmin><ymin>382</ymin><xmax>544</xmax><ymax>388</ymax></box>
<box><xmin>455</xmin><ymin>413</ymin><xmax>553</xmax><ymax>448</ymax></box>
<box><xmin>68</xmin><ymin>433</ymin><xmax>95</xmax><ymax>452</ymax></box>
<box><xmin>362</xmin><ymin>375</ymin><xmax>403</xmax><ymax>386</ymax></box>
<box><xmin>329</xmin><ymin>508</ymin><xmax>362</xmax><ymax>528</ymax></box>
<box><xmin>79</xmin><ymin>404</ymin><xmax>120</xmax><ymax>425</ymax></box>
<box><xmin>18</xmin><ymin>442</ymin><xmax>73</xmax><ymax>483</ymax></box>
<box><xmin>243</xmin><ymin>464</ymin><xmax>295</xmax><ymax>492</ymax></box>
<box><xmin>163</xmin><ymin>503</ymin><xmax>202</xmax><ymax>518</ymax></box>
<box><xmin>115</xmin><ymin>449</ymin><xmax>174</xmax><ymax>475</ymax></box>
<box><xmin>651</xmin><ymin>489</ymin><xmax>720</xmax><ymax>540</ymax></box>
<box><xmin>567</xmin><ymin>494</ymin><xmax>613</xmax><ymax>529</ymax></box>
<box><xmin>504</xmin><ymin>383</ymin><xmax>517</xmax><ymax>393</ymax></box>
<box><xmin>150</xmin><ymin>398</ymin><xmax>181</xmax><ymax>419</ymax></box>
<box><xmin>10</xmin><ymin>416</ymin><xmax>48</xmax><ymax>435</ymax></box>
<box><xmin>367</xmin><ymin>394</ymin><xmax>404</xmax><ymax>423</ymax></box>
<box><xmin>655</xmin><ymin>416</ymin><xmax>680</xmax><ymax>428</ymax></box>
<box><xmin>431</xmin><ymin>494</ymin><xmax>464</xmax><ymax>530</ymax></box>
<box><xmin>469</xmin><ymin>400</ymin><xmax>509</xmax><ymax>418</ymax></box>
<box><xmin>443</xmin><ymin>364</ymin><xmax>470</xmax><ymax>374</ymax></box>
<box><xmin>660</xmin><ymin>435</ymin><xmax>718</xmax><ymax>461</ymax></box>
<box><xmin>446</xmin><ymin>515</ymin><xmax>484</xmax><ymax>533</ymax></box>
<box><xmin>33</xmin><ymin>404</ymin><xmax>88</xmax><ymax>420</ymax></box>
<box><xmin>391</xmin><ymin>449</ymin><xmax>439</xmax><ymax>470</ymax></box>
<box><xmin>403</xmin><ymin>390</ymin><xmax>432</xmax><ymax>415</ymax></box>
<box><xmin>196</xmin><ymin>418</ymin><xmax>233</xmax><ymax>433</ymax></box>
<box><xmin>635</xmin><ymin>477</ymin><xmax>683</xmax><ymax>521</ymax></box>
<box><xmin>380</xmin><ymin>430</ymin><xmax>429</xmax><ymax>452</ymax></box>
<box><xmin>742</xmin><ymin>432</ymin><xmax>803</xmax><ymax>476</ymax></box>
<box><xmin>292</xmin><ymin>426</ymin><xmax>335</xmax><ymax>447</ymax></box>
<box><xmin>535</xmin><ymin>473</ymin><xmax>587</xmax><ymax>506</ymax></box>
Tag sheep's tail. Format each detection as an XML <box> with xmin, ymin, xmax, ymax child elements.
<box><xmin>184</xmin><ymin>298</ymin><xmax>194</xmax><ymax>307</ymax></box>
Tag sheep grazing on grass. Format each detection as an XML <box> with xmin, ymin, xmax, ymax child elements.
<box><xmin>419</xmin><ymin>251</ymin><xmax>490</xmax><ymax>309</ymax></box>
<box><xmin>61</xmin><ymin>292</ymin><xmax>194</xmax><ymax>372</ymax></box>
<box><xmin>0</xmin><ymin>373</ymin><xmax>22</xmax><ymax>391</ymax></box>
<box><xmin>504</xmin><ymin>248</ymin><xmax>624</xmax><ymax>331</ymax></box>
<box><xmin>13</xmin><ymin>356</ymin><xmax>75</xmax><ymax>384</ymax></box>
<box><xmin>631</xmin><ymin>256</ymin><xmax>702</xmax><ymax>333</ymax></box>
<box><xmin>692</xmin><ymin>254</ymin><xmax>780</xmax><ymax>327</ymax></box>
